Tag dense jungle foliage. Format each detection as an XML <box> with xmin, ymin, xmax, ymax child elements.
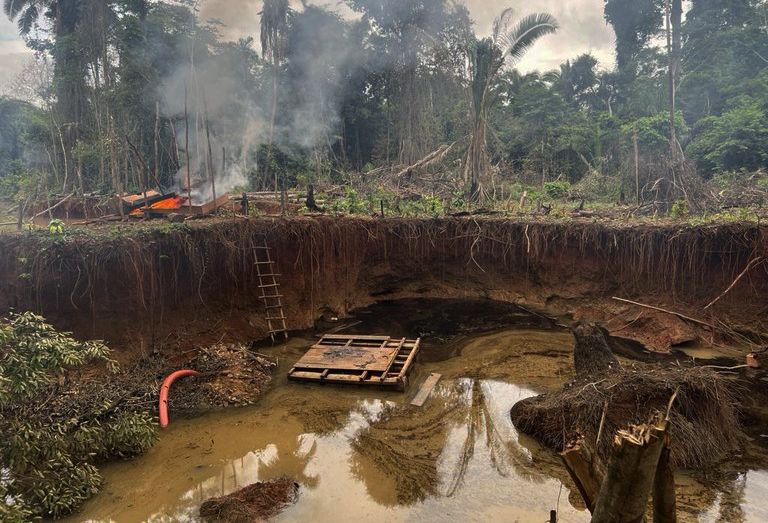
<box><xmin>0</xmin><ymin>0</ymin><xmax>765</xmax><ymax>207</ymax></box>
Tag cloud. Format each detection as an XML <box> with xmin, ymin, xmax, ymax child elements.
<box><xmin>200</xmin><ymin>0</ymin><xmax>617</xmax><ymax>72</ymax></box>
<box><xmin>466</xmin><ymin>0</ymin><xmax>616</xmax><ymax>72</ymax></box>
<box><xmin>0</xmin><ymin>0</ymin><xmax>617</xmax><ymax>80</ymax></box>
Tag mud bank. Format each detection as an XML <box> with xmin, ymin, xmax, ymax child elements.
<box><xmin>0</xmin><ymin>217</ymin><xmax>765</xmax><ymax>358</ymax></box>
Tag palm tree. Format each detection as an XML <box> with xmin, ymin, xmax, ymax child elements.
<box><xmin>464</xmin><ymin>9</ymin><xmax>558</xmax><ymax>201</ymax></box>
<box><xmin>4</xmin><ymin>0</ymin><xmax>85</xmax><ymax>120</ymax></box>
<box><xmin>260</xmin><ymin>0</ymin><xmax>290</xmax><ymax>193</ymax></box>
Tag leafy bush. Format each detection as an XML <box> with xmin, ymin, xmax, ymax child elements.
<box><xmin>622</xmin><ymin>112</ymin><xmax>689</xmax><ymax>150</ymax></box>
<box><xmin>0</xmin><ymin>312</ymin><xmax>158</xmax><ymax>518</ymax></box>
<box><xmin>671</xmin><ymin>198</ymin><xmax>690</xmax><ymax>220</ymax></box>
<box><xmin>543</xmin><ymin>181</ymin><xmax>571</xmax><ymax>200</ymax></box>
<box><xmin>332</xmin><ymin>187</ymin><xmax>368</xmax><ymax>214</ymax></box>
<box><xmin>687</xmin><ymin>100</ymin><xmax>768</xmax><ymax>175</ymax></box>
<box><xmin>0</xmin><ymin>163</ymin><xmax>36</xmax><ymax>200</ymax></box>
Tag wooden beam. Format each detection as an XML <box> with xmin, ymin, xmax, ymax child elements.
<box><xmin>411</xmin><ymin>373</ymin><xmax>442</xmax><ymax>407</ymax></box>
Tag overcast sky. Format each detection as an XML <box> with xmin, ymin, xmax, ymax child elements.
<box><xmin>0</xmin><ymin>0</ymin><xmax>616</xmax><ymax>88</ymax></box>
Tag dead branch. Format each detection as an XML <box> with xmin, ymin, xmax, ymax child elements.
<box><xmin>612</xmin><ymin>297</ymin><xmax>716</xmax><ymax>330</ymax></box>
<box><xmin>393</xmin><ymin>142</ymin><xmax>456</xmax><ymax>179</ymax></box>
<box><xmin>31</xmin><ymin>192</ymin><xmax>75</xmax><ymax>220</ymax></box>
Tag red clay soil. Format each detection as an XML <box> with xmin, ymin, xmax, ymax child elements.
<box><xmin>199</xmin><ymin>478</ymin><xmax>299</xmax><ymax>523</ymax></box>
<box><xmin>0</xmin><ymin>217</ymin><xmax>765</xmax><ymax>361</ymax></box>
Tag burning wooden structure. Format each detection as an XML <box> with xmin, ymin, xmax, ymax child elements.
<box><xmin>127</xmin><ymin>193</ymin><xmax>231</xmax><ymax>218</ymax></box>
<box><xmin>288</xmin><ymin>335</ymin><xmax>421</xmax><ymax>391</ymax></box>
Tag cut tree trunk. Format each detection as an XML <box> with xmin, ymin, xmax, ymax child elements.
<box><xmin>591</xmin><ymin>415</ymin><xmax>669</xmax><ymax>523</ymax></box>
<box><xmin>560</xmin><ymin>433</ymin><xmax>607</xmax><ymax>512</ymax></box>
<box><xmin>653</xmin><ymin>439</ymin><xmax>677</xmax><ymax>523</ymax></box>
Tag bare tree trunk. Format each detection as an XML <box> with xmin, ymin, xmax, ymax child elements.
<box><xmin>185</xmin><ymin>86</ymin><xmax>192</xmax><ymax>211</ymax></box>
<box><xmin>653</xmin><ymin>440</ymin><xmax>677</xmax><ymax>523</ymax></box>
<box><xmin>465</xmin><ymin>111</ymin><xmax>488</xmax><ymax>202</ymax></box>
<box><xmin>633</xmin><ymin>131</ymin><xmax>640</xmax><ymax>205</ymax></box>
<box><xmin>108</xmin><ymin>117</ymin><xmax>125</xmax><ymax>220</ymax></box>
<box><xmin>76</xmin><ymin>156</ymin><xmax>88</xmax><ymax>219</ymax></box>
<box><xmin>561</xmin><ymin>434</ymin><xmax>607</xmax><ymax>512</ymax></box>
<box><xmin>154</xmin><ymin>101</ymin><xmax>161</xmax><ymax>189</ymax></box>
<box><xmin>265</xmin><ymin>66</ymin><xmax>280</xmax><ymax>195</ymax></box>
<box><xmin>203</xmin><ymin>93</ymin><xmax>216</xmax><ymax>208</ymax></box>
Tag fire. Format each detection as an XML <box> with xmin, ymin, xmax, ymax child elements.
<box><xmin>129</xmin><ymin>195</ymin><xmax>188</xmax><ymax>216</ymax></box>
<box><xmin>151</xmin><ymin>196</ymin><xmax>186</xmax><ymax>210</ymax></box>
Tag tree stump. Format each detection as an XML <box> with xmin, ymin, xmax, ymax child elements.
<box><xmin>573</xmin><ymin>322</ymin><xmax>621</xmax><ymax>376</ymax></box>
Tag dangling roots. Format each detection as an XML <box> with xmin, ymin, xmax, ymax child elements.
<box><xmin>510</xmin><ymin>365</ymin><xmax>743</xmax><ymax>469</ymax></box>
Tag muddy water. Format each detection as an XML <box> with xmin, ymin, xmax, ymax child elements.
<box><xmin>64</xmin><ymin>300</ymin><xmax>768</xmax><ymax>522</ymax></box>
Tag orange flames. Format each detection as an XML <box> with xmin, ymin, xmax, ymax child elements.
<box><xmin>130</xmin><ymin>195</ymin><xmax>188</xmax><ymax>216</ymax></box>
<box><xmin>151</xmin><ymin>196</ymin><xmax>186</xmax><ymax>209</ymax></box>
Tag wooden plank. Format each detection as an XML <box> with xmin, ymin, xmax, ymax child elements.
<box><xmin>411</xmin><ymin>373</ymin><xmax>442</xmax><ymax>407</ymax></box>
<box><xmin>321</xmin><ymin>334</ymin><xmax>391</xmax><ymax>341</ymax></box>
<box><xmin>382</xmin><ymin>337</ymin><xmax>406</xmax><ymax>372</ymax></box>
<box><xmin>392</xmin><ymin>339</ymin><xmax>421</xmax><ymax>378</ymax></box>
<box><xmin>293</xmin><ymin>345</ymin><xmax>398</xmax><ymax>372</ymax></box>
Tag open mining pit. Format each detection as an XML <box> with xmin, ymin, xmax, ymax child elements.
<box><xmin>2</xmin><ymin>217</ymin><xmax>768</xmax><ymax>521</ymax></box>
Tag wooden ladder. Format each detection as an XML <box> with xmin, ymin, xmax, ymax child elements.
<box><xmin>254</xmin><ymin>240</ymin><xmax>288</xmax><ymax>343</ymax></box>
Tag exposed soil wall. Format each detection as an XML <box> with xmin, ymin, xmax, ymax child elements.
<box><xmin>0</xmin><ymin>217</ymin><xmax>766</xmax><ymax>359</ymax></box>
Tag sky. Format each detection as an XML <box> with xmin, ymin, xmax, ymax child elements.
<box><xmin>0</xmin><ymin>0</ymin><xmax>616</xmax><ymax>89</ymax></box>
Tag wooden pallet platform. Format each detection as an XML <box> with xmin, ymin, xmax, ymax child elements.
<box><xmin>288</xmin><ymin>335</ymin><xmax>421</xmax><ymax>391</ymax></box>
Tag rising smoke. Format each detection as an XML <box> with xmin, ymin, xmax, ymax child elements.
<box><xmin>160</xmin><ymin>0</ymin><xmax>614</xmax><ymax>200</ymax></box>
<box><xmin>160</xmin><ymin>1</ymin><xmax>362</xmax><ymax>198</ymax></box>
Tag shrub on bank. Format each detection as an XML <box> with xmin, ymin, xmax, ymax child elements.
<box><xmin>0</xmin><ymin>312</ymin><xmax>158</xmax><ymax>519</ymax></box>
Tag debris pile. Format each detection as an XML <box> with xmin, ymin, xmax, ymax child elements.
<box><xmin>172</xmin><ymin>343</ymin><xmax>277</xmax><ymax>410</ymax></box>
<box><xmin>199</xmin><ymin>478</ymin><xmax>299</xmax><ymax>523</ymax></box>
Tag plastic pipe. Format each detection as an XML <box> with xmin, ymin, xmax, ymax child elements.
<box><xmin>159</xmin><ymin>369</ymin><xmax>200</xmax><ymax>428</ymax></box>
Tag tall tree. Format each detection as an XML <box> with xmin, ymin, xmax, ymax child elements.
<box><xmin>4</xmin><ymin>0</ymin><xmax>88</xmax><ymax>190</ymax></box>
<box><xmin>604</xmin><ymin>0</ymin><xmax>664</xmax><ymax>85</ymax></box>
<box><xmin>260</xmin><ymin>0</ymin><xmax>290</xmax><ymax>192</ymax></box>
<box><xmin>464</xmin><ymin>9</ymin><xmax>558</xmax><ymax>200</ymax></box>
<box><xmin>345</xmin><ymin>0</ymin><xmax>466</xmax><ymax>165</ymax></box>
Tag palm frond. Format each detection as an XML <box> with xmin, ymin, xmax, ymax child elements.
<box><xmin>499</xmin><ymin>12</ymin><xmax>559</xmax><ymax>65</ymax></box>
<box><xmin>4</xmin><ymin>0</ymin><xmax>29</xmax><ymax>19</ymax></box>
<box><xmin>17</xmin><ymin>4</ymin><xmax>38</xmax><ymax>35</ymax></box>
<box><xmin>260</xmin><ymin>0</ymin><xmax>290</xmax><ymax>62</ymax></box>
<box><xmin>491</xmin><ymin>7</ymin><xmax>515</xmax><ymax>44</ymax></box>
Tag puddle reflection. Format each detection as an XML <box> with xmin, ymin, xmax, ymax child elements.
<box><xmin>66</xmin><ymin>328</ymin><xmax>768</xmax><ymax>523</ymax></box>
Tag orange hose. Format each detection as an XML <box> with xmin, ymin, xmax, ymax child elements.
<box><xmin>159</xmin><ymin>369</ymin><xmax>200</xmax><ymax>428</ymax></box>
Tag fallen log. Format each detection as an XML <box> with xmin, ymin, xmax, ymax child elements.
<box><xmin>31</xmin><ymin>192</ymin><xmax>75</xmax><ymax>220</ymax></box>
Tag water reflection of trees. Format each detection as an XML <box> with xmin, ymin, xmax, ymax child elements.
<box><xmin>257</xmin><ymin>434</ymin><xmax>320</xmax><ymax>488</ymax></box>
<box><xmin>349</xmin><ymin>378</ymin><xmax>558</xmax><ymax>506</ymax></box>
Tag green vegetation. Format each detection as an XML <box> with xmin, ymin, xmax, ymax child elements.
<box><xmin>0</xmin><ymin>312</ymin><xmax>157</xmax><ymax>519</ymax></box>
<box><xmin>0</xmin><ymin>0</ymin><xmax>763</xmax><ymax>214</ymax></box>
